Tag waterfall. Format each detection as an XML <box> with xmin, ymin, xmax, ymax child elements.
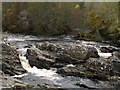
<box><xmin>83</xmin><ymin>44</ymin><xmax>112</xmax><ymax>58</ymax></box>
<box><xmin>14</xmin><ymin>48</ymin><xmax>62</xmax><ymax>81</ymax></box>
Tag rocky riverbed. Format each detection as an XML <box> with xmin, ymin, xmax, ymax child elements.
<box><xmin>1</xmin><ymin>33</ymin><xmax>120</xmax><ymax>89</ymax></box>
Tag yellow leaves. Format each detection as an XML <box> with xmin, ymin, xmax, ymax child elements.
<box><xmin>109</xmin><ymin>34</ymin><xmax>115</xmax><ymax>38</ymax></box>
<box><xmin>6</xmin><ymin>8</ymin><xmax>14</xmax><ymax>16</ymax></box>
<box><xmin>95</xmin><ymin>15</ymin><xmax>100</xmax><ymax>19</ymax></box>
<box><xmin>9</xmin><ymin>25</ymin><xmax>16</xmax><ymax>30</ymax></box>
<box><xmin>9</xmin><ymin>11</ymin><xmax>13</xmax><ymax>15</ymax></box>
<box><xmin>75</xmin><ymin>4</ymin><xmax>80</xmax><ymax>9</ymax></box>
<box><xmin>7</xmin><ymin>9</ymin><xmax>12</xmax><ymax>13</ymax></box>
<box><xmin>117</xmin><ymin>27</ymin><xmax>120</xmax><ymax>31</ymax></box>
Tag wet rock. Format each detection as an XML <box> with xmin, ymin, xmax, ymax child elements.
<box><xmin>52</xmin><ymin>63</ymin><xmax>66</xmax><ymax>68</ymax></box>
<box><xmin>24</xmin><ymin>44</ymin><xmax>32</xmax><ymax>48</ymax></box>
<box><xmin>36</xmin><ymin>42</ymin><xmax>64</xmax><ymax>52</ymax></box>
<box><xmin>75</xmin><ymin>82</ymin><xmax>96</xmax><ymax>89</ymax></box>
<box><xmin>100</xmin><ymin>46</ymin><xmax>119</xmax><ymax>53</ymax></box>
<box><xmin>66</xmin><ymin>45</ymin><xmax>99</xmax><ymax>60</ymax></box>
<box><xmin>1</xmin><ymin>43</ymin><xmax>26</xmax><ymax>76</ymax></box>
<box><xmin>85</xmin><ymin>57</ymin><xmax>120</xmax><ymax>80</ymax></box>
<box><xmin>37</xmin><ymin>83</ymin><xmax>61</xmax><ymax>88</ymax></box>
<box><xmin>109</xmin><ymin>52</ymin><xmax>120</xmax><ymax>76</ymax></box>
<box><xmin>85</xmin><ymin>58</ymin><xmax>114</xmax><ymax>80</ymax></box>
<box><xmin>57</xmin><ymin>57</ymin><xmax>120</xmax><ymax>80</ymax></box>
<box><xmin>26</xmin><ymin>48</ymin><xmax>55</xmax><ymax>69</ymax></box>
<box><xmin>36</xmin><ymin>43</ymin><xmax>99</xmax><ymax>64</ymax></box>
<box><xmin>13</xmin><ymin>80</ymin><xmax>34</xmax><ymax>89</ymax></box>
<box><xmin>57</xmin><ymin>66</ymin><xmax>85</xmax><ymax>77</ymax></box>
<box><xmin>1</xmin><ymin>71</ymin><xmax>34</xmax><ymax>88</ymax></box>
<box><xmin>112</xmin><ymin>51</ymin><xmax>120</xmax><ymax>59</ymax></box>
<box><xmin>56</xmin><ymin>53</ymin><xmax>86</xmax><ymax>64</ymax></box>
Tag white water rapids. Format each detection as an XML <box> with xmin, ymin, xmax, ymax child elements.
<box><xmin>4</xmin><ymin>33</ymin><xmax>118</xmax><ymax>88</ymax></box>
<box><xmin>95</xmin><ymin>47</ymin><xmax>112</xmax><ymax>58</ymax></box>
<box><xmin>13</xmin><ymin>43</ymin><xmax>112</xmax><ymax>80</ymax></box>
<box><xmin>13</xmin><ymin>48</ymin><xmax>62</xmax><ymax>81</ymax></box>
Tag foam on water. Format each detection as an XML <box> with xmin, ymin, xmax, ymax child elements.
<box><xmin>81</xmin><ymin>44</ymin><xmax>112</xmax><ymax>59</ymax></box>
<box><xmin>94</xmin><ymin>46</ymin><xmax>112</xmax><ymax>58</ymax></box>
<box><xmin>16</xmin><ymin>48</ymin><xmax>62</xmax><ymax>81</ymax></box>
<box><xmin>66</xmin><ymin>64</ymin><xmax>76</xmax><ymax>67</ymax></box>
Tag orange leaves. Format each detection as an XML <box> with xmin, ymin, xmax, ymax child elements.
<box><xmin>77</xmin><ymin>32</ymin><xmax>94</xmax><ymax>41</ymax></box>
<box><xmin>88</xmin><ymin>9</ymin><xmax>109</xmax><ymax>33</ymax></box>
<box><xmin>88</xmin><ymin>10</ymin><xmax>94</xmax><ymax>16</ymax></box>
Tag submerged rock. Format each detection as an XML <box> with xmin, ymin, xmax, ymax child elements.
<box><xmin>1</xmin><ymin>43</ymin><xmax>26</xmax><ymax>76</ymax></box>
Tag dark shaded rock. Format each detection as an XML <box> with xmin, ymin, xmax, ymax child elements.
<box><xmin>57</xmin><ymin>67</ymin><xmax>85</xmax><ymax>77</ymax></box>
<box><xmin>56</xmin><ymin>53</ymin><xmax>86</xmax><ymax>64</ymax></box>
<box><xmin>26</xmin><ymin>48</ymin><xmax>55</xmax><ymax>69</ymax></box>
<box><xmin>85</xmin><ymin>58</ymin><xmax>114</xmax><ymax>80</ymax></box>
<box><xmin>1</xmin><ymin>43</ymin><xmax>26</xmax><ymax>76</ymax></box>
<box><xmin>57</xmin><ymin>57</ymin><xmax>120</xmax><ymax>80</ymax></box>
<box><xmin>112</xmin><ymin>51</ymin><xmax>120</xmax><ymax>59</ymax></box>
<box><xmin>109</xmin><ymin>52</ymin><xmax>120</xmax><ymax>76</ymax></box>
<box><xmin>52</xmin><ymin>63</ymin><xmax>66</xmax><ymax>68</ymax></box>
<box><xmin>36</xmin><ymin>43</ymin><xmax>99</xmax><ymax>65</ymax></box>
<box><xmin>57</xmin><ymin>65</ymin><xmax>85</xmax><ymax>77</ymax></box>
<box><xmin>24</xmin><ymin>44</ymin><xmax>32</xmax><ymax>48</ymax></box>
<box><xmin>100</xmin><ymin>46</ymin><xmax>119</xmax><ymax>53</ymax></box>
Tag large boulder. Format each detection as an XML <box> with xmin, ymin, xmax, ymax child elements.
<box><xmin>109</xmin><ymin>51</ymin><xmax>120</xmax><ymax>76</ymax></box>
<box><xmin>85</xmin><ymin>58</ymin><xmax>115</xmax><ymax>80</ymax></box>
<box><xmin>57</xmin><ymin>65</ymin><xmax>86</xmax><ymax>77</ymax></box>
<box><xmin>26</xmin><ymin>48</ymin><xmax>55</xmax><ymax>69</ymax></box>
<box><xmin>57</xmin><ymin>57</ymin><xmax>120</xmax><ymax>81</ymax></box>
<box><xmin>36</xmin><ymin>43</ymin><xmax>99</xmax><ymax>64</ymax></box>
<box><xmin>1</xmin><ymin>43</ymin><xmax>26</xmax><ymax>76</ymax></box>
<box><xmin>26</xmin><ymin>42</ymin><xmax>99</xmax><ymax>69</ymax></box>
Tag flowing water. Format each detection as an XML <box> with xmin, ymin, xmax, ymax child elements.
<box><xmin>3</xmin><ymin>33</ymin><xmax>119</xmax><ymax>88</ymax></box>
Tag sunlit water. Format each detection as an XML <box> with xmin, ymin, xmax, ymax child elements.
<box><xmin>3</xmin><ymin>33</ymin><xmax>118</xmax><ymax>88</ymax></box>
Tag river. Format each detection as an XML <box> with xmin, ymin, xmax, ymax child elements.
<box><xmin>3</xmin><ymin>33</ymin><xmax>120</xmax><ymax>89</ymax></box>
